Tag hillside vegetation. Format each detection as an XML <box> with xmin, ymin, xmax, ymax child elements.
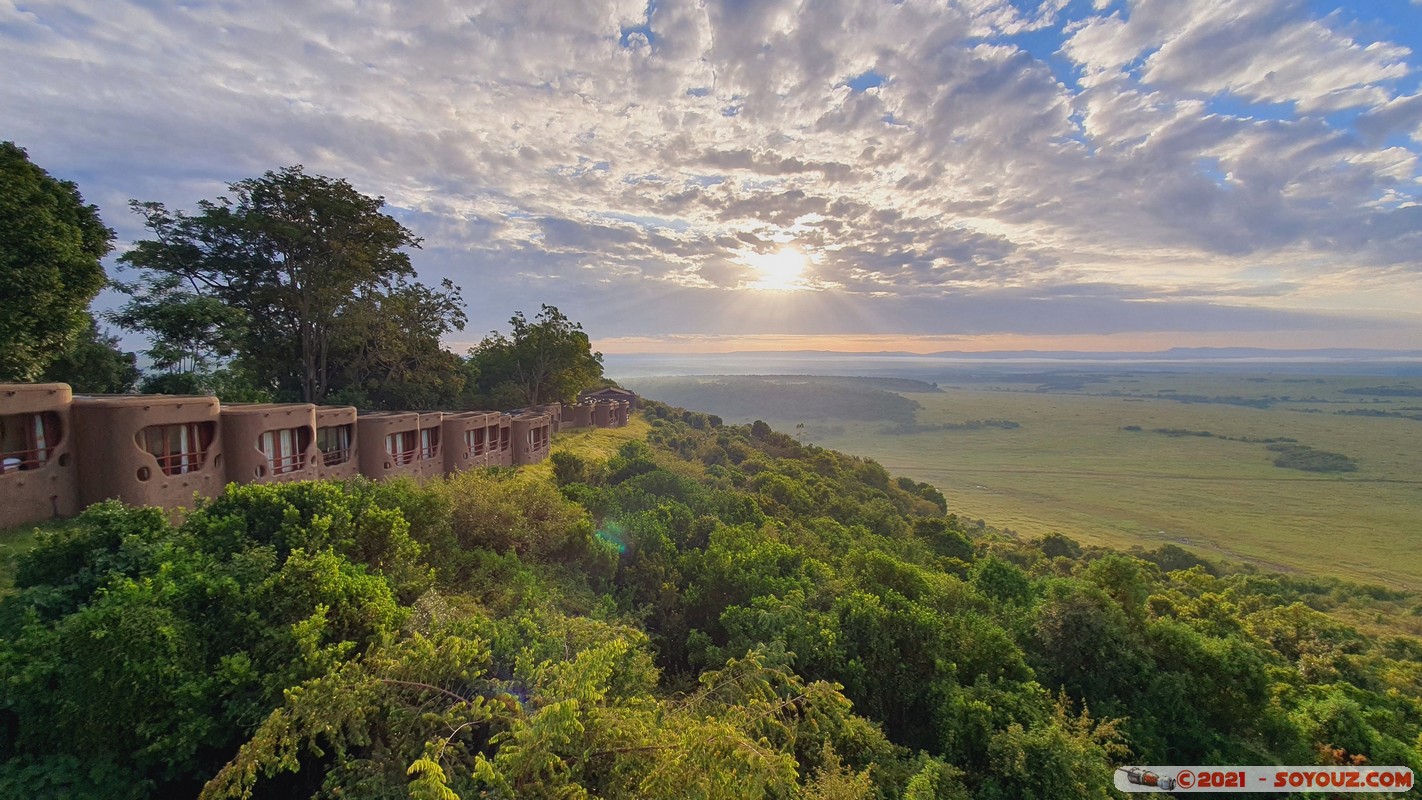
<box><xmin>640</xmin><ymin>374</ymin><xmax>1422</xmax><ymax>589</ymax></box>
<box><xmin>2</xmin><ymin>405</ymin><xmax>1421</xmax><ymax>799</ymax></box>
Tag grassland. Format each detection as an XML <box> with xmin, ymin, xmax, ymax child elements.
<box><xmin>520</xmin><ymin>416</ymin><xmax>652</xmax><ymax>483</ymax></box>
<box><xmin>629</xmin><ymin>372</ymin><xmax>1422</xmax><ymax>590</ymax></box>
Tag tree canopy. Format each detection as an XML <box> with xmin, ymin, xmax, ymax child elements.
<box><xmin>3</xmin><ymin>161</ymin><xmax>602</xmax><ymax>408</ymax></box>
<box><xmin>108</xmin><ymin>271</ymin><xmax>245</xmax><ymax>377</ymax></box>
<box><xmin>39</xmin><ymin>313</ymin><xmax>140</xmax><ymax>393</ymax></box>
<box><xmin>117</xmin><ymin>165</ymin><xmax>461</xmax><ymax>404</ymax></box>
<box><xmin>5</xmin><ymin>409</ymin><xmax>1422</xmax><ymax>798</ymax></box>
<box><xmin>469</xmin><ymin>304</ymin><xmax>604</xmax><ymax>406</ymax></box>
<box><xmin>0</xmin><ymin>142</ymin><xmax>114</xmax><ymax>382</ymax></box>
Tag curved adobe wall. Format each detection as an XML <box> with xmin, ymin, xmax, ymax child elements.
<box><xmin>591</xmin><ymin>400</ymin><xmax>614</xmax><ymax>428</ymax></box>
<box><xmin>220</xmin><ymin>404</ymin><xmax>319</xmax><ymax>485</ymax></box>
<box><xmin>72</xmin><ymin>394</ymin><xmax>224</xmax><ymax>510</ymax></box>
<box><xmin>0</xmin><ymin>383</ymin><xmax>78</xmax><ymax>528</ymax></box>
<box><xmin>564</xmin><ymin>402</ymin><xmax>594</xmax><ymax>429</ymax></box>
<box><xmin>443</xmin><ymin>411</ymin><xmax>500</xmax><ymax>474</ymax></box>
<box><xmin>415</xmin><ymin>411</ymin><xmax>445</xmax><ymax>479</ymax></box>
<box><xmin>315</xmin><ymin>406</ymin><xmax>359</xmax><ymax>481</ymax></box>
<box><xmin>357</xmin><ymin>412</ymin><xmax>423</xmax><ymax>481</ymax></box>
<box><xmin>5</xmin><ymin>382</ymin><xmax>636</xmax><ymax>522</ymax></box>
<box><xmin>532</xmin><ymin>402</ymin><xmax>563</xmax><ymax>433</ymax></box>
<box><xmin>511</xmin><ymin>412</ymin><xmax>552</xmax><ymax>465</ymax></box>
<box><xmin>490</xmin><ymin>414</ymin><xmax>513</xmax><ymax>467</ymax></box>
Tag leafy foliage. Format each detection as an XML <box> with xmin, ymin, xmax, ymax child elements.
<box><xmin>0</xmin><ymin>142</ymin><xmax>114</xmax><ymax>382</ymax></box>
<box><xmin>116</xmin><ymin>166</ymin><xmax>464</xmax><ymax>404</ymax></box>
<box><xmin>4</xmin><ymin>406</ymin><xmax>1422</xmax><ymax>798</ymax></box>
<box><xmin>468</xmin><ymin>305</ymin><xmax>605</xmax><ymax>406</ymax></box>
<box><xmin>39</xmin><ymin>313</ymin><xmax>140</xmax><ymax>393</ymax></box>
<box><xmin>1267</xmin><ymin>443</ymin><xmax>1358</xmax><ymax>472</ymax></box>
<box><xmin>109</xmin><ymin>271</ymin><xmax>246</xmax><ymax>377</ymax></box>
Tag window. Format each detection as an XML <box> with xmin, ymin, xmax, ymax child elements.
<box><xmin>420</xmin><ymin>427</ymin><xmax>440</xmax><ymax>461</ymax></box>
<box><xmin>317</xmin><ymin>424</ymin><xmax>353</xmax><ymax>466</ymax></box>
<box><xmin>385</xmin><ymin>430</ymin><xmax>418</xmax><ymax>465</ymax></box>
<box><xmin>0</xmin><ymin>412</ymin><xmax>61</xmax><ymax>472</ymax></box>
<box><xmin>137</xmin><ymin>422</ymin><xmax>214</xmax><ymax>476</ymax></box>
<box><xmin>466</xmin><ymin>426</ymin><xmax>486</xmax><ymax>456</ymax></box>
<box><xmin>257</xmin><ymin>426</ymin><xmax>312</xmax><ymax>475</ymax></box>
<box><xmin>500</xmin><ymin>425</ymin><xmax>510</xmax><ymax>452</ymax></box>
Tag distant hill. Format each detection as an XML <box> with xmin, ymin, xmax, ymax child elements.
<box><xmin>623</xmin><ymin>375</ymin><xmax>923</xmax><ymax>423</ymax></box>
<box><xmin>605</xmin><ymin>349</ymin><xmax>1422</xmax><ymax>382</ymax></box>
<box><xmin>926</xmin><ymin>347</ymin><xmax>1422</xmax><ymax>360</ymax></box>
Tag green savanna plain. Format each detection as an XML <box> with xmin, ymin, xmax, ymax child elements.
<box><xmin>632</xmin><ymin>372</ymin><xmax>1422</xmax><ymax>591</ymax></box>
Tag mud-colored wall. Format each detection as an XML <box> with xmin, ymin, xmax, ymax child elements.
<box><xmin>490</xmin><ymin>414</ymin><xmax>513</xmax><ymax>467</ymax></box>
<box><xmin>357</xmin><ymin>412</ymin><xmax>423</xmax><ymax>481</ymax></box>
<box><xmin>564</xmin><ymin>402</ymin><xmax>594</xmax><ymax>429</ymax></box>
<box><xmin>415</xmin><ymin>411</ymin><xmax>445</xmax><ymax>479</ymax></box>
<box><xmin>4</xmin><ymin>382</ymin><xmax>636</xmax><ymax>523</ymax></box>
<box><xmin>0</xmin><ymin>383</ymin><xmax>78</xmax><ymax>528</ymax></box>
<box><xmin>315</xmin><ymin>406</ymin><xmax>359</xmax><ymax>481</ymax></box>
<box><xmin>443</xmin><ymin>411</ymin><xmax>500</xmax><ymax>474</ymax></box>
<box><xmin>511</xmin><ymin>412</ymin><xmax>552</xmax><ymax>465</ymax></box>
<box><xmin>72</xmin><ymin>394</ymin><xmax>224</xmax><ymax>510</ymax></box>
<box><xmin>532</xmin><ymin>403</ymin><xmax>563</xmax><ymax>433</ymax></box>
<box><xmin>592</xmin><ymin>400</ymin><xmax>615</xmax><ymax>428</ymax></box>
<box><xmin>220</xmin><ymin>404</ymin><xmax>319</xmax><ymax>485</ymax></box>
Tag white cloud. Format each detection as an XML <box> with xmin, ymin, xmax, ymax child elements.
<box><xmin>0</xmin><ymin>0</ymin><xmax>1418</xmax><ymax>341</ymax></box>
<box><xmin>1064</xmin><ymin>0</ymin><xmax>1411</xmax><ymax>112</ymax></box>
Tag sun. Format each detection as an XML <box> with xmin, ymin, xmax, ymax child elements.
<box><xmin>743</xmin><ymin>246</ymin><xmax>810</xmax><ymax>291</ymax></box>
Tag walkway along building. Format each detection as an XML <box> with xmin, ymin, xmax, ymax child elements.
<box><xmin>0</xmin><ymin>382</ymin><xmax>632</xmax><ymax>530</ymax></box>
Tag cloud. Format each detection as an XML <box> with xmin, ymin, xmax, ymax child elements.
<box><xmin>1</xmin><ymin>0</ymin><xmax>1419</xmax><ymax>346</ymax></box>
<box><xmin>1356</xmin><ymin>92</ymin><xmax>1422</xmax><ymax>144</ymax></box>
<box><xmin>1063</xmin><ymin>0</ymin><xmax>1411</xmax><ymax>112</ymax></box>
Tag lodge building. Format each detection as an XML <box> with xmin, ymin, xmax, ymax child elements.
<box><xmin>0</xmin><ymin>384</ymin><xmax>634</xmax><ymax>530</ymax></box>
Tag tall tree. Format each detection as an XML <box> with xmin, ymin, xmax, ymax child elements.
<box><xmin>469</xmin><ymin>304</ymin><xmax>604</xmax><ymax>406</ymax></box>
<box><xmin>39</xmin><ymin>313</ymin><xmax>140</xmax><ymax>393</ymax></box>
<box><xmin>108</xmin><ymin>271</ymin><xmax>245</xmax><ymax>377</ymax></box>
<box><xmin>0</xmin><ymin>142</ymin><xmax>114</xmax><ymax>381</ymax></box>
<box><xmin>119</xmin><ymin>166</ymin><xmax>424</xmax><ymax>403</ymax></box>
<box><xmin>326</xmin><ymin>278</ymin><xmax>470</xmax><ymax>410</ymax></box>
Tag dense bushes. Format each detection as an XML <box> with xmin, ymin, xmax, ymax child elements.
<box><xmin>1268</xmin><ymin>443</ymin><xmax>1359</xmax><ymax>472</ymax></box>
<box><xmin>597</xmin><ymin>414</ymin><xmax>1422</xmax><ymax>786</ymax></box>
<box><xmin>3</xmin><ymin>411</ymin><xmax>1421</xmax><ymax>798</ymax></box>
<box><xmin>0</xmin><ymin>498</ymin><xmax>409</xmax><ymax>796</ymax></box>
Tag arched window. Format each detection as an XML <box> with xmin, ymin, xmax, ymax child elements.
<box><xmin>0</xmin><ymin>412</ymin><xmax>61</xmax><ymax>472</ymax></box>
<box><xmin>257</xmin><ymin>426</ymin><xmax>312</xmax><ymax>474</ymax></box>
<box><xmin>137</xmin><ymin>422</ymin><xmax>215</xmax><ymax>476</ymax></box>
<box><xmin>317</xmin><ymin>423</ymin><xmax>354</xmax><ymax>466</ymax></box>
<box><xmin>385</xmin><ymin>430</ymin><xmax>418</xmax><ymax>465</ymax></box>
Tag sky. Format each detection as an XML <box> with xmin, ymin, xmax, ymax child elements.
<box><xmin>3</xmin><ymin>0</ymin><xmax>1422</xmax><ymax>355</ymax></box>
